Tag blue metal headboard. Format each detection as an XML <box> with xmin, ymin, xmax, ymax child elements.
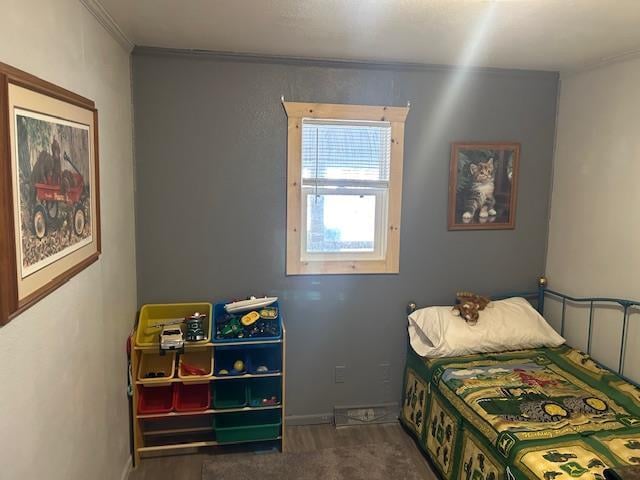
<box><xmin>407</xmin><ymin>277</ymin><xmax>639</xmax><ymax>383</ymax></box>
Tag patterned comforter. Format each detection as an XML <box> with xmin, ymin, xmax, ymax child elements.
<box><xmin>401</xmin><ymin>345</ymin><xmax>640</xmax><ymax>480</ymax></box>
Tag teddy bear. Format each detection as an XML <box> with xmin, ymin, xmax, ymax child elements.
<box><xmin>451</xmin><ymin>291</ymin><xmax>491</xmax><ymax>326</ymax></box>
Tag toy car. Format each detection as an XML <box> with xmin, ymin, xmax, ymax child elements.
<box><xmin>220</xmin><ymin>316</ymin><xmax>242</xmax><ymax>337</ymax></box>
<box><xmin>160</xmin><ymin>327</ymin><xmax>184</xmax><ymax>351</ymax></box>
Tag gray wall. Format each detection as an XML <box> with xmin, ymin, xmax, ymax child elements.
<box><xmin>132</xmin><ymin>49</ymin><xmax>558</xmax><ymax>421</ymax></box>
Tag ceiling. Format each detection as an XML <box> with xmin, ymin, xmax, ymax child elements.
<box><xmin>97</xmin><ymin>0</ymin><xmax>640</xmax><ymax>71</ymax></box>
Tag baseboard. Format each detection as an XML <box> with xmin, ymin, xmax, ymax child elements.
<box><xmin>285</xmin><ymin>413</ymin><xmax>334</xmax><ymax>426</ymax></box>
<box><xmin>120</xmin><ymin>455</ymin><xmax>132</xmax><ymax>480</ymax></box>
<box><xmin>285</xmin><ymin>405</ymin><xmax>400</xmax><ymax>427</ymax></box>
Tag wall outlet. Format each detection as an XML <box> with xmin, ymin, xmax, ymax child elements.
<box><xmin>380</xmin><ymin>362</ymin><xmax>391</xmax><ymax>382</ymax></box>
<box><xmin>335</xmin><ymin>365</ymin><xmax>346</xmax><ymax>383</ymax></box>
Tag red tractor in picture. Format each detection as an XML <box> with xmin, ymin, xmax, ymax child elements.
<box><xmin>32</xmin><ymin>151</ymin><xmax>87</xmax><ymax>240</ymax></box>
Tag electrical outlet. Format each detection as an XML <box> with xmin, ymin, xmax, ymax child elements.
<box><xmin>335</xmin><ymin>365</ymin><xmax>346</xmax><ymax>384</ymax></box>
<box><xmin>380</xmin><ymin>362</ymin><xmax>391</xmax><ymax>382</ymax></box>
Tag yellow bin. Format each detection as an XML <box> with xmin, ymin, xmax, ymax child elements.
<box><xmin>137</xmin><ymin>351</ymin><xmax>176</xmax><ymax>386</ymax></box>
<box><xmin>135</xmin><ymin>303</ymin><xmax>213</xmax><ymax>347</ymax></box>
<box><xmin>178</xmin><ymin>349</ymin><xmax>214</xmax><ymax>383</ymax></box>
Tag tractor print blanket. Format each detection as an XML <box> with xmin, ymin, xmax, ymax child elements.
<box><xmin>401</xmin><ymin>345</ymin><xmax>640</xmax><ymax>480</ymax></box>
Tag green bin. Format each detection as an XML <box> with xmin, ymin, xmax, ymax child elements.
<box><xmin>248</xmin><ymin>377</ymin><xmax>281</xmax><ymax>407</ymax></box>
<box><xmin>214</xmin><ymin>410</ymin><xmax>281</xmax><ymax>443</ymax></box>
<box><xmin>213</xmin><ymin>381</ymin><xmax>248</xmax><ymax>409</ymax></box>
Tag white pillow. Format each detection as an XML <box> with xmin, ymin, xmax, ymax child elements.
<box><xmin>408</xmin><ymin>297</ymin><xmax>565</xmax><ymax>358</ymax></box>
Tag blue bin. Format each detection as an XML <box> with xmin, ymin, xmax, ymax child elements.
<box><xmin>214</xmin><ymin>346</ymin><xmax>248</xmax><ymax>377</ymax></box>
<box><xmin>247</xmin><ymin>345</ymin><xmax>282</xmax><ymax>375</ymax></box>
<box><xmin>212</xmin><ymin>301</ymin><xmax>282</xmax><ymax>343</ymax></box>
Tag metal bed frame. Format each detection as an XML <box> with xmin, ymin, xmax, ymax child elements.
<box><xmin>407</xmin><ymin>276</ymin><xmax>639</xmax><ymax>387</ymax></box>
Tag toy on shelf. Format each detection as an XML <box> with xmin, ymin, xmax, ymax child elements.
<box><xmin>261</xmin><ymin>396</ymin><xmax>279</xmax><ymax>406</ymax></box>
<box><xmin>216</xmin><ymin>312</ymin><xmax>280</xmax><ymax>341</ymax></box>
<box><xmin>233</xmin><ymin>360</ymin><xmax>245</xmax><ymax>374</ymax></box>
<box><xmin>244</xmin><ymin>318</ymin><xmax>279</xmax><ymax>338</ymax></box>
<box><xmin>142</xmin><ymin>311</ymin><xmax>208</xmax><ymax>345</ymax></box>
<box><xmin>160</xmin><ymin>327</ymin><xmax>184</xmax><ymax>351</ymax></box>
<box><xmin>224</xmin><ymin>296</ymin><xmax>278</xmax><ymax>314</ymax></box>
<box><xmin>259</xmin><ymin>307</ymin><xmax>278</xmax><ymax>319</ymax></box>
<box><xmin>215</xmin><ymin>300</ymin><xmax>282</xmax><ymax>342</ymax></box>
<box><xmin>146</xmin><ymin>318</ymin><xmax>182</xmax><ymax>329</ymax></box>
<box><xmin>220</xmin><ymin>316</ymin><xmax>243</xmax><ymax>337</ymax></box>
<box><xmin>241</xmin><ymin>311</ymin><xmax>260</xmax><ymax>326</ymax></box>
<box><xmin>185</xmin><ymin>312</ymin><xmax>207</xmax><ymax>342</ymax></box>
<box><xmin>180</xmin><ymin>362</ymin><xmax>208</xmax><ymax>377</ymax></box>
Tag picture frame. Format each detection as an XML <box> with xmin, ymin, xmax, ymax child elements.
<box><xmin>448</xmin><ymin>142</ymin><xmax>520</xmax><ymax>231</ymax></box>
<box><xmin>0</xmin><ymin>62</ymin><xmax>100</xmax><ymax>325</ymax></box>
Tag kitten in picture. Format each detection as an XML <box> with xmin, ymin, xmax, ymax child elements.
<box><xmin>462</xmin><ymin>158</ymin><xmax>496</xmax><ymax>222</ymax></box>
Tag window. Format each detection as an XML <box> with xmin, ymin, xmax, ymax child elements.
<box><xmin>283</xmin><ymin>102</ymin><xmax>409</xmax><ymax>275</ymax></box>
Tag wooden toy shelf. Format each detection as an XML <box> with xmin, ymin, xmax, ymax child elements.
<box><xmin>137</xmin><ymin>404</ymin><xmax>282</xmax><ymax>419</ymax></box>
<box><xmin>129</xmin><ymin>304</ymin><xmax>286</xmax><ymax>465</ymax></box>
<box><xmin>133</xmin><ymin>372</ymin><xmax>283</xmax><ymax>386</ymax></box>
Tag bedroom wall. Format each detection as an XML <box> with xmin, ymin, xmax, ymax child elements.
<box><xmin>546</xmin><ymin>57</ymin><xmax>640</xmax><ymax>383</ymax></box>
<box><xmin>133</xmin><ymin>49</ymin><xmax>559</xmax><ymax>421</ymax></box>
<box><xmin>0</xmin><ymin>1</ymin><xmax>136</xmax><ymax>479</ymax></box>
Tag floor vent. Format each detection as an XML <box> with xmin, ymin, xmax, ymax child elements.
<box><xmin>333</xmin><ymin>403</ymin><xmax>399</xmax><ymax>427</ymax></box>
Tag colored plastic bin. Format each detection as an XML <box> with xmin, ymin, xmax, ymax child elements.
<box><xmin>178</xmin><ymin>349</ymin><xmax>213</xmax><ymax>382</ymax></box>
<box><xmin>214</xmin><ymin>347</ymin><xmax>247</xmax><ymax>377</ymax></box>
<box><xmin>136</xmin><ymin>303</ymin><xmax>212</xmax><ymax>347</ymax></box>
<box><xmin>213</xmin><ymin>381</ymin><xmax>248</xmax><ymax>409</ymax></box>
<box><xmin>138</xmin><ymin>385</ymin><xmax>174</xmax><ymax>414</ymax></box>
<box><xmin>138</xmin><ymin>351</ymin><xmax>176</xmax><ymax>386</ymax></box>
<box><xmin>213</xmin><ymin>302</ymin><xmax>282</xmax><ymax>343</ymax></box>
<box><xmin>248</xmin><ymin>377</ymin><xmax>281</xmax><ymax>408</ymax></box>
<box><xmin>247</xmin><ymin>345</ymin><xmax>282</xmax><ymax>375</ymax></box>
<box><xmin>214</xmin><ymin>410</ymin><xmax>281</xmax><ymax>443</ymax></box>
<box><xmin>174</xmin><ymin>383</ymin><xmax>211</xmax><ymax>412</ymax></box>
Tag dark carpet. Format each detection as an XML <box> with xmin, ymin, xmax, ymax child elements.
<box><xmin>202</xmin><ymin>442</ymin><xmax>424</xmax><ymax>480</ymax></box>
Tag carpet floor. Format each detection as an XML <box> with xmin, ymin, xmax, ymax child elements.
<box><xmin>201</xmin><ymin>442</ymin><xmax>425</xmax><ymax>480</ymax></box>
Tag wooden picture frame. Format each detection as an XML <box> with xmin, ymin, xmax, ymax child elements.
<box><xmin>448</xmin><ymin>142</ymin><xmax>520</xmax><ymax>231</ymax></box>
<box><xmin>0</xmin><ymin>62</ymin><xmax>100</xmax><ymax>325</ymax></box>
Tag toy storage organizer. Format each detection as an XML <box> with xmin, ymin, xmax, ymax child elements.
<box><xmin>130</xmin><ymin>302</ymin><xmax>285</xmax><ymax>464</ymax></box>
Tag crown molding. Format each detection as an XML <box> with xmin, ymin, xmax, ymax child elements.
<box><xmin>561</xmin><ymin>47</ymin><xmax>640</xmax><ymax>80</ymax></box>
<box><xmin>133</xmin><ymin>46</ymin><xmax>559</xmax><ymax>79</ymax></box>
<box><xmin>80</xmin><ymin>0</ymin><xmax>134</xmax><ymax>52</ymax></box>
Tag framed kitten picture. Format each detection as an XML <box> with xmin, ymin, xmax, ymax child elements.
<box><xmin>448</xmin><ymin>142</ymin><xmax>520</xmax><ymax>230</ymax></box>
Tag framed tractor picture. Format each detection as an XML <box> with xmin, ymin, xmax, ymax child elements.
<box><xmin>0</xmin><ymin>62</ymin><xmax>100</xmax><ymax>324</ymax></box>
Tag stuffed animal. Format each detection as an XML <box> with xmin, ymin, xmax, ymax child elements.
<box><xmin>452</xmin><ymin>291</ymin><xmax>491</xmax><ymax>326</ymax></box>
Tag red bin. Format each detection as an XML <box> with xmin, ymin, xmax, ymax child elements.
<box><xmin>137</xmin><ymin>385</ymin><xmax>174</xmax><ymax>414</ymax></box>
<box><xmin>174</xmin><ymin>383</ymin><xmax>211</xmax><ymax>412</ymax></box>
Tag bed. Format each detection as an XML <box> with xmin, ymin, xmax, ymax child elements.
<box><xmin>400</xmin><ymin>279</ymin><xmax>640</xmax><ymax>480</ymax></box>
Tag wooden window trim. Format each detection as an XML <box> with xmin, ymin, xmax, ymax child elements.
<box><xmin>282</xmin><ymin>101</ymin><xmax>409</xmax><ymax>275</ymax></box>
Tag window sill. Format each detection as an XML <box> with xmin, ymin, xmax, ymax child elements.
<box><xmin>286</xmin><ymin>259</ymin><xmax>399</xmax><ymax>275</ymax></box>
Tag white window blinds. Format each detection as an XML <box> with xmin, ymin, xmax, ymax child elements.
<box><xmin>301</xmin><ymin>119</ymin><xmax>391</xmax><ymax>186</ymax></box>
